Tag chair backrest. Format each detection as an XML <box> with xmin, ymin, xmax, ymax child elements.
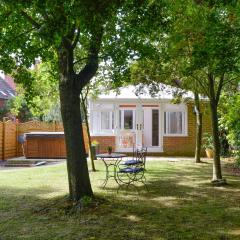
<box><xmin>135</xmin><ymin>147</ymin><xmax>147</xmax><ymax>168</ymax></box>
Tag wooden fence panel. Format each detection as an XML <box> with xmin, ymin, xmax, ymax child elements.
<box><xmin>18</xmin><ymin>120</ymin><xmax>55</xmax><ymax>134</ymax></box>
<box><xmin>55</xmin><ymin>122</ymin><xmax>64</xmax><ymax>131</ymax></box>
<box><xmin>3</xmin><ymin>121</ymin><xmax>17</xmax><ymax>160</ymax></box>
<box><xmin>0</xmin><ymin>120</ymin><xmax>89</xmax><ymax>159</ymax></box>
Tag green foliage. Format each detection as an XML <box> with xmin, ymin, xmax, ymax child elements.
<box><xmin>219</xmin><ymin>93</ymin><xmax>240</xmax><ymax>160</ymax></box>
<box><xmin>202</xmin><ymin>133</ymin><xmax>214</xmax><ymax>150</ymax></box>
<box><xmin>7</xmin><ymin>86</ymin><xmax>32</xmax><ymax>121</ymax></box>
<box><xmin>28</xmin><ymin>62</ymin><xmax>59</xmax><ymax>118</ymax></box>
<box><xmin>235</xmin><ymin>158</ymin><xmax>240</xmax><ymax>168</ymax></box>
<box><xmin>0</xmin><ymin>103</ymin><xmax>9</xmax><ymax>120</ymax></box>
<box><xmin>0</xmin><ymin>97</ymin><xmax>33</xmax><ymax>122</ymax></box>
<box><xmin>9</xmin><ymin>62</ymin><xmax>59</xmax><ymax>121</ymax></box>
<box><xmin>42</xmin><ymin>102</ymin><xmax>62</xmax><ymax>122</ymax></box>
<box><xmin>130</xmin><ymin>0</ymin><xmax>240</xmax><ymax>96</ymax></box>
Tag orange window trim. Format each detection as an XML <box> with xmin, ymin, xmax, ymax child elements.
<box><xmin>119</xmin><ymin>105</ymin><xmax>136</xmax><ymax>108</ymax></box>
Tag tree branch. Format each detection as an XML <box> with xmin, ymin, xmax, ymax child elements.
<box><xmin>222</xmin><ymin>75</ymin><xmax>240</xmax><ymax>87</ymax></box>
<box><xmin>75</xmin><ymin>28</ymin><xmax>104</xmax><ymax>89</ymax></box>
<box><xmin>20</xmin><ymin>10</ymin><xmax>41</xmax><ymax>29</ymax></box>
<box><xmin>208</xmin><ymin>72</ymin><xmax>217</xmax><ymax>105</ymax></box>
<box><xmin>216</xmin><ymin>74</ymin><xmax>224</xmax><ymax>105</ymax></box>
<box><xmin>193</xmin><ymin>75</ymin><xmax>210</xmax><ymax>98</ymax></box>
<box><xmin>73</xmin><ymin>57</ymin><xmax>88</xmax><ymax>65</ymax></box>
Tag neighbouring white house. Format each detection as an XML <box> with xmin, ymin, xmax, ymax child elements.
<box><xmin>89</xmin><ymin>86</ymin><xmax>211</xmax><ymax>156</ymax></box>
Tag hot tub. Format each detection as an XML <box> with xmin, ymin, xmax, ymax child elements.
<box><xmin>25</xmin><ymin>132</ymin><xmax>66</xmax><ymax>159</ymax></box>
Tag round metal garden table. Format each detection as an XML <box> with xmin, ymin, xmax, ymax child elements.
<box><xmin>96</xmin><ymin>153</ymin><xmax>126</xmax><ymax>188</ymax></box>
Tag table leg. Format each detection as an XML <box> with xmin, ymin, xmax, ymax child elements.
<box><xmin>114</xmin><ymin>158</ymin><xmax>121</xmax><ymax>184</ymax></box>
<box><xmin>102</xmin><ymin>159</ymin><xmax>109</xmax><ymax>188</ymax></box>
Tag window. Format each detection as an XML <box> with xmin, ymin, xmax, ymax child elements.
<box><xmin>101</xmin><ymin>112</ymin><xmax>110</xmax><ymax>130</ymax></box>
<box><xmin>124</xmin><ymin>110</ymin><xmax>133</xmax><ymax>129</ymax></box>
<box><xmin>101</xmin><ymin>111</ymin><xmax>114</xmax><ymax>131</ymax></box>
<box><xmin>119</xmin><ymin>109</ymin><xmax>135</xmax><ymax>130</ymax></box>
<box><xmin>164</xmin><ymin>111</ymin><xmax>186</xmax><ymax>135</ymax></box>
<box><xmin>0</xmin><ymin>90</ymin><xmax>7</xmax><ymax>96</ymax></box>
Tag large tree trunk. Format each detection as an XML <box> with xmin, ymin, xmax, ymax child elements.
<box><xmin>60</xmin><ymin>85</ymin><xmax>93</xmax><ymax>201</ymax></box>
<box><xmin>194</xmin><ymin>92</ymin><xmax>203</xmax><ymax>163</ymax></box>
<box><xmin>58</xmin><ymin>45</ymin><xmax>94</xmax><ymax>201</ymax></box>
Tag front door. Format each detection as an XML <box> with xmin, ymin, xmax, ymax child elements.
<box><xmin>116</xmin><ymin>105</ymin><xmax>161</xmax><ymax>151</ymax></box>
<box><xmin>117</xmin><ymin>107</ymin><xmax>136</xmax><ymax>151</ymax></box>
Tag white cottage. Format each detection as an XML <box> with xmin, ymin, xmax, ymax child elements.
<box><xmin>89</xmin><ymin>86</ymin><xmax>211</xmax><ymax>156</ymax></box>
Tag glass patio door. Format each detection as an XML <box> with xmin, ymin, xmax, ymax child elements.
<box><xmin>118</xmin><ymin>108</ymin><xmax>136</xmax><ymax>150</ymax></box>
<box><xmin>117</xmin><ymin>105</ymin><xmax>144</xmax><ymax>151</ymax></box>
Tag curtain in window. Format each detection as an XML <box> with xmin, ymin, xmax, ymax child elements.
<box><xmin>101</xmin><ymin>112</ymin><xmax>111</xmax><ymax>130</ymax></box>
<box><xmin>169</xmin><ymin>112</ymin><xmax>182</xmax><ymax>134</ymax></box>
<box><xmin>164</xmin><ymin>111</ymin><xmax>184</xmax><ymax>134</ymax></box>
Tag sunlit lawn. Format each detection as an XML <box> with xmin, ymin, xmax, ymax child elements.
<box><xmin>0</xmin><ymin>159</ymin><xmax>240</xmax><ymax>240</ymax></box>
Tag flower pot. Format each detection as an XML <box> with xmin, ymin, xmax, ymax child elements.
<box><xmin>90</xmin><ymin>145</ymin><xmax>97</xmax><ymax>160</ymax></box>
<box><xmin>108</xmin><ymin>149</ymin><xmax>112</xmax><ymax>155</ymax></box>
<box><xmin>205</xmin><ymin>148</ymin><xmax>214</xmax><ymax>158</ymax></box>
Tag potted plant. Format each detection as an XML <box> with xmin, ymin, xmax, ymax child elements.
<box><xmin>107</xmin><ymin>146</ymin><xmax>113</xmax><ymax>155</ymax></box>
<box><xmin>90</xmin><ymin>140</ymin><xmax>99</xmax><ymax>160</ymax></box>
<box><xmin>203</xmin><ymin>133</ymin><xmax>214</xmax><ymax>158</ymax></box>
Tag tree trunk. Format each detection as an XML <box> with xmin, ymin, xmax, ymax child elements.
<box><xmin>58</xmin><ymin>46</ymin><xmax>93</xmax><ymax>201</ymax></box>
<box><xmin>208</xmin><ymin>74</ymin><xmax>223</xmax><ymax>182</ymax></box>
<box><xmin>209</xmin><ymin>100</ymin><xmax>223</xmax><ymax>181</ymax></box>
<box><xmin>81</xmin><ymin>95</ymin><xmax>96</xmax><ymax>172</ymax></box>
<box><xmin>60</xmin><ymin>85</ymin><xmax>93</xmax><ymax>200</ymax></box>
<box><xmin>194</xmin><ymin>92</ymin><xmax>203</xmax><ymax>163</ymax></box>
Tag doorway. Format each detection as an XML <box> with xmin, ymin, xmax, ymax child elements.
<box><xmin>143</xmin><ymin>107</ymin><xmax>160</xmax><ymax>148</ymax></box>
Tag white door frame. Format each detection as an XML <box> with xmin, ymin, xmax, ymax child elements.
<box><xmin>116</xmin><ymin>107</ymin><xmax>136</xmax><ymax>152</ymax></box>
<box><xmin>135</xmin><ymin>103</ymin><xmax>143</xmax><ymax>148</ymax></box>
<box><xmin>142</xmin><ymin>106</ymin><xmax>163</xmax><ymax>152</ymax></box>
<box><xmin>116</xmin><ymin>103</ymin><xmax>163</xmax><ymax>152</ymax></box>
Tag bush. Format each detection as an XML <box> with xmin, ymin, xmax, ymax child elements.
<box><xmin>219</xmin><ymin>93</ymin><xmax>240</xmax><ymax>161</ymax></box>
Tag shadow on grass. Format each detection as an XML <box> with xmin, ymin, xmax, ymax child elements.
<box><xmin>1</xmin><ymin>161</ymin><xmax>240</xmax><ymax>240</ymax></box>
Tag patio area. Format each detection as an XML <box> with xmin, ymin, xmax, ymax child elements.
<box><xmin>0</xmin><ymin>158</ymin><xmax>239</xmax><ymax>240</ymax></box>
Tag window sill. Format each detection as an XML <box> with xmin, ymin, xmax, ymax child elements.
<box><xmin>91</xmin><ymin>133</ymin><xmax>115</xmax><ymax>137</ymax></box>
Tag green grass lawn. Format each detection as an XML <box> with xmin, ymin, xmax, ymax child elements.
<box><xmin>0</xmin><ymin>159</ymin><xmax>240</xmax><ymax>240</ymax></box>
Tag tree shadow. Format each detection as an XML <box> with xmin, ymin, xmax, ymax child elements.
<box><xmin>1</xmin><ymin>161</ymin><xmax>240</xmax><ymax>240</ymax></box>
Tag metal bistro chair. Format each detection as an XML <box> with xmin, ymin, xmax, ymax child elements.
<box><xmin>116</xmin><ymin>147</ymin><xmax>148</xmax><ymax>191</ymax></box>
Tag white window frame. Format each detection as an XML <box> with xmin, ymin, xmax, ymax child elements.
<box><xmin>119</xmin><ymin>109</ymin><xmax>136</xmax><ymax>131</ymax></box>
<box><xmin>100</xmin><ymin>111</ymin><xmax>114</xmax><ymax>133</ymax></box>
<box><xmin>163</xmin><ymin>104</ymin><xmax>188</xmax><ymax>136</ymax></box>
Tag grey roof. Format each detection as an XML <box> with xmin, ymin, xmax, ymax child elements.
<box><xmin>0</xmin><ymin>76</ymin><xmax>15</xmax><ymax>99</ymax></box>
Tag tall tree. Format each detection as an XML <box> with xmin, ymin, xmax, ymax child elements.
<box><xmin>0</xmin><ymin>1</ymin><xmax>123</xmax><ymax>201</ymax></box>
<box><xmin>130</xmin><ymin>0</ymin><xmax>240</xmax><ymax>183</ymax></box>
<box><xmin>0</xmin><ymin>0</ymin><xmax>167</xmax><ymax>200</ymax></box>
